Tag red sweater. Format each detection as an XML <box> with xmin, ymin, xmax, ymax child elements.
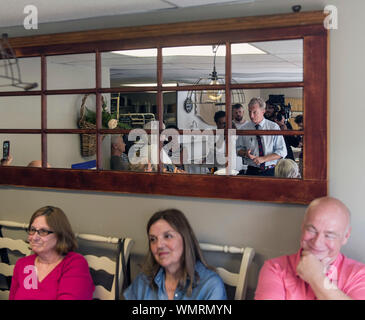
<box><xmin>9</xmin><ymin>251</ymin><xmax>94</xmax><ymax>300</ymax></box>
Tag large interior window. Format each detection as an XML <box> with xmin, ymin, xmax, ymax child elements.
<box><xmin>0</xmin><ymin>11</ymin><xmax>328</xmax><ymax>204</ymax></box>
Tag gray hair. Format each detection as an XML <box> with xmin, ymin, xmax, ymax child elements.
<box><xmin>248</xmin><ymin>97</ymin><xmax>266</xmax><ymax>110</ymax></box>
<box><xmin>274</xmin><ymin>159</ymin><xmax>300</xmax><ymax>178</ymax></box>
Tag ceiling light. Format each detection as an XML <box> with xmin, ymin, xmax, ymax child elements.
<box><xmin>166</xmin><ymin>0</ymin><xmax>255</xmax><ymax>8</ymax></box>
<box><xmin>112</xmin><ymin>43</ymin><xmax>265</xmax><ymax>57</ymax></box>
<box><xmin>184</xmin><ymin>44</ymin><xmax>245</xmax><ymax>112</ymax></box>
<box><xmin>120</xmin><ymin>83</ymin><xmax>176</xmax><ymax>87</ymax></box>
<box><xmin>112</xmin><ymin>48</ymin><xmax>157</xmax><ymax>57</ymax></box>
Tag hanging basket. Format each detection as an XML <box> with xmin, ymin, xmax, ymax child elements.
<box><xmin>78</xmin><ymin>94</ymin><xmax>104</xmax><ymax>157</ymax></box>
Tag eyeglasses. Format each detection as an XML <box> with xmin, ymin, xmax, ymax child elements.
<box><xmin>27</xmin><ymin>227</ymin><xmax>54</xmax><ymax>237</ymax></box>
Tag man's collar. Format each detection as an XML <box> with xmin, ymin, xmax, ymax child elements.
<box><xmin>254</xmin><ymin>118</ymin><xmax>266</xmax><ymax>128</ymax></box>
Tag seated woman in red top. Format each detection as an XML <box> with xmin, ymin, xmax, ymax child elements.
<box><xmin>9</xmin><ymin>206</ymin><xmax>94</xmax><ymax>300</ymax></box>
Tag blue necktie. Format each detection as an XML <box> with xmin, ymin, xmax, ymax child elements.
<box><xmin>255</xmin><ymin>124</ymin><xmax>265</xmax><ymax>170</ymax></box>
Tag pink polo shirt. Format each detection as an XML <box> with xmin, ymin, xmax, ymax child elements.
<box><xmin>9</xmin><ymin>251</ymin><xmax>94</xmax><ymax>300</ymax></box>
<box><xmin>255</xmin><ymin>250</ymin><xmax>365</xmax><ymax>300</ymax></box>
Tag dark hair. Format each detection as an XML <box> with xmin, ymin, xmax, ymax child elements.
<box><xmin>214</xmin><ymin>110</ymin><xmax>226</xmax><ymax>124</ymax></box>
<box><xmin>232</xmin><ymin>103</ymin><xmax>243</xmax><ymax>110</ymax></box>
<box><xmin>295</xmin><ymin>114</ymin><xmax>303</xmax><ymax>125</ymax></box>
<box><xmin>276</xmin><ymin>112</ymin><xmax>284</xmax><ymax>122</ymax></box>
<box><xmin>28</xmin><ymin>206</ymin><xmax>77</xmax><ymax>255</ymax></box>
<box><xmin>265</xmin><ymin>101</ymin><xmax>279</xmax><ymax>112</ymax></box>
<box><xmin>143</xmin><ymin>209</ymin><xmax>212</xmax><ymax>296</ymax></box>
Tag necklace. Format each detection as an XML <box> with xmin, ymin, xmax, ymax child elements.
<box><xmin>35</xmin><ymin>254</ymin><xmax>62</xmax><ymax>266</ymax></box>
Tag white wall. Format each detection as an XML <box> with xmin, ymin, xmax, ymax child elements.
<box><xmin>1</xmin><ymin>0</ymin><xmax>365</xmax><ymax>299</ymax></box>
<box><xmin>0</xmin><ymin>56</ymin><xmax>111</xmax><ymax>168</ymax></box>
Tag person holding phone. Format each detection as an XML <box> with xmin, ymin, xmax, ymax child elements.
<box><xmin>1</xmin><ymin>140</ymin><xmax>12</xmax><ymax>166</ymax></box>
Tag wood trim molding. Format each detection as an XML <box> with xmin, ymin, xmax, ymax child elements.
<box><xmin>0</xmin><ymin>167</ymin><xmax>326</xmax><ymax>204</ymax></box>
<box><xmin>9</xmin><ymin>11</ymin><xmax>326</xmax><ymax>49</ymax></box>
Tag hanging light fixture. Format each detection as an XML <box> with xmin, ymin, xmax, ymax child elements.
<box><xmin>184</xmin><ymin>44</ymin><xmax>245</xmax><ymax>114</ymax></box>
<box><xmin>206</xmin><ymin>45</ymin><xmax>223</xmax><ymax>102</ymax></box>
<box><xmin>0</xmin><ymin>33</ymin><xmax>38</xmax><ymax>91</ymax></box>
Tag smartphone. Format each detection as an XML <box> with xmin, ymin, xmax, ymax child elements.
<box><xmin>3</xmin><ymin>140</ymin><xmax>10</xmax><ymax>159</ymax></box>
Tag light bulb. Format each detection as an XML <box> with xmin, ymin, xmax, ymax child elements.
<box><xmin>207</xmin><ymin>79</ymin><xmax>223</xmax><ymax>101</ymax></box>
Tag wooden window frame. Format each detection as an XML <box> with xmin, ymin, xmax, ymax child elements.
<box><xmin>0</xmin><ymin>11</ymin><xmax>328</xmax><ymax>204</ymax></box>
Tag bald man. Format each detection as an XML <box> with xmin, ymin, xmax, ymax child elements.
<box><xmin>27</xmin><ymin>160</ymin><xmax>51</xmax><ymax>168</ymax></box>
<box><xmin>255</xmin><ymin>197</ymin><xmax>365</xmax><ymax>300</ymax></box>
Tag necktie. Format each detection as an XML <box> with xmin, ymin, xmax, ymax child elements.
<box><xmin>255</xmin><ymin>124</ymin><xmax>265</xmax><ymax>170</ymax></box>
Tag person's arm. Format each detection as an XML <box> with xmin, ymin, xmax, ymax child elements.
<box><xmin>249</xmin><ymin>151</ymin><xmax>282</xmax><ymax>166</ymax></box>
<box><xmin>200</xmin><ymin>273</ymin><xmax>227</xmax><ymax>300</ymax></box>
<box><xmin>56</xmin><ymin>253</ymin><xmax>95</xmax><ymax>300</ymax></box>
<box><xmin>236</xmin><ymin>136</ymin><xmax>246</xmax><ymax>157</ymax></box>
<box><xmin>254</xmin><ymin>260</ymin><xmax>287</xmax><ymax>300</ymax></box>
<box><xmin>123</xmin><ymin>273</ymin><xmax>149</xmax><ymax>300</ymax></box>
<box><xmin>272</xmin><ymin>134</ymin><xmax>287</xmax><ymax>160</ymax></box>
<box><xmin>296</xmin><ymin>251</ymin><xmax>352</xmax><ymax>300</ymax></box>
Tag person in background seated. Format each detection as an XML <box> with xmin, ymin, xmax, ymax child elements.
<box><xmin>255</xmin><ymin>197</ymin><xmax>365</xmax><ymax>300</ymax></box>
<box><xmin>274</xmin><ymin>158</ymin><xmax>300</xmax><ymax>178</ymax></box>
<box><xmin>27</xmin><ymin>160</ymin><xmax>51</xmax><ymax>168</ymax></box>
<box><xmin>0</xmin><ymin>156</ymin><xmax>51</xmax><ymax>167</ymax></box>
<box><xmin>10</xmin><ymin>206</ymin><xmax>94</xmax><ymax>300</ymax></box>
<box><xmin>123</xmin><ymin>209</ymin><xmax>227</xmax><ymax>300</ymax></box>
<box><xmin>129</xmin><ymin>147</ymin><xmax>157</xmax><ymax>173</ymax></box>
<box><xmin>110</xmin><ymin>134</ymin><xmax>129</xmax><ymax>171</ymax></box>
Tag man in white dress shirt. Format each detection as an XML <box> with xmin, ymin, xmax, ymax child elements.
<box><xmin>236</xmin><ymin>97</ymin><xmax>287</xmax><ymax>176</ymax></box>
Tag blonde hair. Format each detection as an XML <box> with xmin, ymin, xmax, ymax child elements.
<box><xmin>129</xmin><ymin>144</ymin><xmax>158</xmax><ymax>172</ymax></box>
<box><xmin>275</xmin><ymin>159</ymin><xmax>300</xmax><ymax>178</ymax></box>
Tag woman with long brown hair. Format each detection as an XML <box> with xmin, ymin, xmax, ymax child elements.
<box><xmin>124</xmin><ymin>209</ymin><xmax>226</xmax><ymax>300</ymax></box>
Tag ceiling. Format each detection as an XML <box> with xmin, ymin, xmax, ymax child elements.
<box><xmin>1</xmin><ymin>0</ymin><xmax>255</xmax><ymax>28</ymax></box>
<box><xmin>33</xmin><ymin>39</ymin><xmax>303</xmax><ymax>86</ymax></box>
<box><xmin>1</xmin><ymin>0</ymin><xmax>327</xmax><ymax>37</ymax></box>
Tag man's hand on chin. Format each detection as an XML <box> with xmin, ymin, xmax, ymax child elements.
<box><xmin>296</xmin><ymin>250</ymin><xmax>326</xmax><ymax>285</ymax></box>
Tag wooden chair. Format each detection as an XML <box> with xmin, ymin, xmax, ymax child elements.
<box><xmin>200</xmin><ymin>242</ymin><xmax>255</xmax><ymax>300</ymax></box>
<box><xmin>0</xmin><ymin>220</ymin><xmax>31</xmax><ymax>300</ymax></box>
<box><xmin>76</xmin><ymin>233</ymin><xmax>134</xmax><ymax>300</ymax></box>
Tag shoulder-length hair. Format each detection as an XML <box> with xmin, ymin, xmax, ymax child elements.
<box><xmin>28</xmin><ymin>206</ymin><xmax>77</xmax><ymax>255</ymax></box>
<box><xmin>143</xmin><ymin>208</ymin><xmax>212</xmax><ymax>296</ymax></box>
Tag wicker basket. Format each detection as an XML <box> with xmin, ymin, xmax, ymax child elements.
<box><xmin>78</xmin><ymin>94</ymin><xmax>100</xmax><ymax>157</ymax></box>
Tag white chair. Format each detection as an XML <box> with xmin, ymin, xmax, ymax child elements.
<box><xmin>200</xmin><ymin>242</ymin><xmax>255</xmax><ymax>300</ymax></box>
<box><xmin>0</xmin><ymin>220</ymin><xmax>32</xmax><ymax>300</ymax></box>
<box><xmin>76</xmin><ymin>233</ymin><xmax>134</xmax><ymax>300</ymax></box>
